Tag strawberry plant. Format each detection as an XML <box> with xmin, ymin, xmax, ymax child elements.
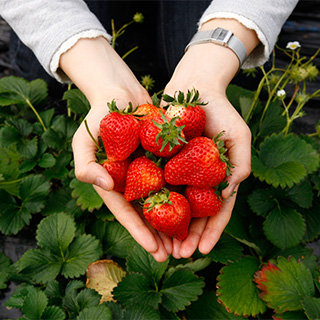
<box><xmin>1</xmin><ymin>14</ymin><xmax>320</xmax><ymax>320</ymax></box>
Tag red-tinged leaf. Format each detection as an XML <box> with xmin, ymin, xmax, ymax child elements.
<box><xmin>254</xmin><ymin>256</ymin><xmax>315</xmax><ymax>313</ymax></box>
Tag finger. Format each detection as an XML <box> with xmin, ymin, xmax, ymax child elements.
<box><xmin>198</xmin><ymin>189</ymin><xmax>237</xmax><ymax>254</ymax></box>
<box><xmin>72</xmin><ymin>123</ymin><xmax>115</xmax><ymax>191</ymax></box>
<box><xmin>94</xmin><ymin>186</ymin><xmax>159</xmax><ymax>254</ymax></box>
<box><xmin>222</xmin><ymin>127</ymin><xmax>251</xmax><ymax>199</ymax></box>
<box><xmin>179</xmin><ymin>217</ymin><xmax>208</xmax><ymax>258</ymax></box>
<box><xmin>158</xmin><ymin>232</ymin><xmax>173</xmax><ymax>255</ymax></box>
<box><xmin>172</xmin><ymin>239</ymin><xmax>182</xmax><ymax>259</ymax></box>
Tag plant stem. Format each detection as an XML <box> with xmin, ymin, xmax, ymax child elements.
<box><xmin>0</xmin><ymin>176</ymin><xmax>28</xmax><ymax>185</ymax></box>
<box><xmin>67</xmin><ymin>83</ymin><xmax>72</xmax><ymax>117</ymax></box>
<box><xmin>25</xmin><ymin>98</ymin><xmax>47</xmax><ymax>131</ymax></box>
<box><xmin>84</xmin><ymin>120</ymin><xmax>100</xmax><ymax>149</ymax></box>
<box><xmin>121</xmin><ymin>45</ymin><xmax>138</xmax><ymax>60</ymax></box>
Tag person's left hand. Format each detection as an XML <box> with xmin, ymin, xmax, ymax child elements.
<box><xmin>162</xmin><ymin>42</ymin><xmax>252</xmax><ymax>259</ymax></box>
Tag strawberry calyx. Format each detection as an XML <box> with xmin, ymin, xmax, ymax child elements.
<box><xmin>107</xmin><ymin>99</ymin><xmax>143</xmax><ymax>117</ymax></box>
<box><xmin>153</xmin><ymin>113</ymin><xmax>187</xmax><ymax>152</ymax></box>
<box><xmin>145</xmin><ymin>151</ymin><xmax>165</xmax><ymax>169</ymax></box>
<box><xmin>162</xmin><ymin>88</ymin><xmax>207</xmax><ymax>108</ymax></box>
<box><xmin>214</xmin><ymin>180</ymin><xmax>229</xmax><ymax>202</ymax></box>
<box><xmin>143</xmin><ymin>188</ymin><xmax>172</xmax><ymax>212</ymax></box>
<box><xmin>213</xmin><ymin>131</ymin><xmax>234</xmax><ymax>176</ymax></box>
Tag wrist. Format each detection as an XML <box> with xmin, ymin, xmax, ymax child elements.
<box><xmin>199</xmin><ymin>18</ymin><xmax>259</xmax><ymax>57</ymax></box>
<box><xmin>59</xmin><ymin>37</ymin><xmax>147</xmax><ymax>107</ymax></box>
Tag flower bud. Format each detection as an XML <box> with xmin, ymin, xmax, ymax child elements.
<box><xmin>295</xmin><ymin>92</ymin><xmax>308</xmax><ymax>104</ymax></box>
<box><xmin>289</xmin><ymin>65</ymin><xmax>308</xmax><ymax>83</ymax></box>
<box><xmin>306</xmin><ymin>63</ymin><xmax>319</xmax><ymax>81</ymax></box>
<box><xmin>277</xmin><ymin>89</ymin><xmax>286</xmax><ymax>99</ymax></box>
<box><xmin>133</xmin><ymin>12</ymin><xmax>144</xmax><ymax>23</ymax></box>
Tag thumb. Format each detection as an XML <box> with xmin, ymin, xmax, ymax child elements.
<box><xmin>75</xmin><ymin>160</ymin><xmax>115</xmax><ymax>191</ymax></box>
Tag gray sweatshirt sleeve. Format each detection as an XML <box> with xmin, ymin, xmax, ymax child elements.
<box><xmin>0</xmin><ymin>0</ymin><xmax>110</xmax><ymax>82</ymax></box>
<box><xmin>199</xmin><ymin>0</ymin><xmax>299</xmax><ymax>68</ymax></box>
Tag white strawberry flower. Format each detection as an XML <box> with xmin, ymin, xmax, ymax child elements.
<box><xmin>277</xmin><ymin>89</ymin><xmax>286</xmax><ymax>99</ymax></box>
<box><xmin>286</xmin><ymin>41</ymin><xmax>301</xmax><ymax>50</ymax></box>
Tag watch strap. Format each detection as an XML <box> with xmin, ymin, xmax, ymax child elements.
<box><xmin>185</xmin><ymin>28</ymin><xmax>247</xmax><ymax>66</ymax></box>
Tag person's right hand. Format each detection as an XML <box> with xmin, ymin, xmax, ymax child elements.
<box><xmin>60</xmin><ymin>37</ymin><xmax>173</xmax><ymax>262</ymax></box>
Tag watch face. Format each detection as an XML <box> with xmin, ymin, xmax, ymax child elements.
<box><xmin>212</xmin><ymin>28</ymin><xmax>233</xmax><ymax>43</ymax></box>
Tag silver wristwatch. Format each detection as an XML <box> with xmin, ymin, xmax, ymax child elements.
<box><xmin>185</xmin><ymin>28</ymin><xmax>247</xmax><ymax>66</ymax></box>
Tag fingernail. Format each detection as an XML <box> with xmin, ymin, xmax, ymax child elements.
<box><xmin>95</xmin><ymin>177</ymin><xmax>110</xmax><ymax>191</ymax></box>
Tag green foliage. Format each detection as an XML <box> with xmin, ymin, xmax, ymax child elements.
<box><xmin>1</xmin><ymin>36</ymin><xmax>320</xmax><ymax>320</ymax></box>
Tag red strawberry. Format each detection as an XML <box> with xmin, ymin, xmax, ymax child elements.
<box><xmin>164</xmin><ymin>132</ymin><xmax>232</xmax><ymax>188</ymax></box>
<box><xmin>124</xmin><ymin>155</ymin><xmax>165</xmax><ymax>201</ymax></box>
<box><xmin>100</xmin><ymin>100</ymin><xmax>141</xmax><ymax>161</ymax></box>
<box><xmin>163</xmin><ymin>89</ymin><xmax>206</xmax><ymax>141</ymax></box>
<box><xmin>134</xmin><ymin>103</ymin><xmax>165</xmax><ymax>126</ymax></box>
<box><xmin>140</xmin><ymin>113</ymin><xmax>187</xmax><ymax>158</ymax></box>
<box><xmin>143</xmin><ymin>189</ymin><xmax>191</xmax><ymax>240</ymax></box>
<box><xmin>185</xmin><ymin>185</ymin><xmax>223</xmax><ymax>218</ymax></box>
<box><xmin>102</xmin><ymin>158</ymin><xmax>130</xmax><ymax>193</ymax></box>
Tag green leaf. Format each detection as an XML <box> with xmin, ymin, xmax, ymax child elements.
<box><xmin>302</xmin><ymin>199</ymin><xmax>320</xmax><ymax>242</ymax></box>
<box><xmin>41</xmin><ymin>306</ymin><xmax>65</xmax><ymax>320</ymax></box>
<box><xmin>17</xmin><ymin>136</ymin><xmax>38</xmax><ymax>159</ymax></box>
<box><xmin>20</xmin><ymin>174</ymin><xmax>50</xmax><ymax>213</ymax></box>
<box><xmin>62</xmin><ymin>280</ymin><xmax>85</xmax><ymax>314</ymax></box>
<box><xmin>41</xmin><ymin>189</ymin><xmax>71</xmax><ymax>216</ymax></box>
<box><xmin>127</xmin><ymin>244</ymin><xmax>169</xmax><ymax>285</ymax></box>
<box><xmin>61</xmin><ymin>234</ymin><xmax>102</xmax><ymax>278</ymax></box>
<box><xmin>252</xmin><ymin>133</ymin><xmax>320</xmax><ymax>188</ymax></box>
<box><xmin>113</xmin><ymin>273</ymin><xmax>162</xmax><ymax>309</ymax></box>
<box><xmin>76</xmin><ymin>288</ymin><xmax>101</xmax><ymax>311</ymax></box>
<box><xmin>63</xmin><ymin>88</ymin><xmax>90</xmax><ymax>114</ymax></box>
<box><xmin>0</xmin><ymin>126</ymin><xmax>20</xmax><ymax>147</ymax></box>
<box><xmin>259</xmin><ymin>100</ymin><xmax>286</xmax><ymax>137</ymax></box>
<box><xmin>22</xmin><ymin>290</ymin><xmax>48</xmax><ymax>319</ymax></box>
<box><xmin>303</xmin><ymin>296</ymin><xmax>320</xmax><ymax>320</ymax></box>
<box><xmin>247</xmin><ymin>188</ymin><xmax>277</xmax><ymax>217</ymax></box>
<box><xmin>36</xmin><ymin>212</ymin><xmax>76</xmax><ymax>256</ymax></box>
<box><xmin>286</xmin><ymin>179</ymin><xmax>313</xmax><ymax>208</ymax></box>
<box><xmin>39</xmin><ymin>108</ymin><xmax>55</xmax><ymax>128</ymax></box>
<box><xmin>28</xmin><ymin>78</ymin><xmax>48</xmax><ymax>106</ymax></box>
<box><xmin>104</xmin><ymin>221</ymin><xmax>136</xmax><ymax>258</ymax></box>
<box><xmin>70</xmin><ymin>178</ymin><xmax>103</xmax><ymax>212</ymax></box>
<box><xmin>15</xmin><ymin>248</ymin><xmax>62</xmax><ymax>283</ymax></box>
<box><xmin>122</xmin><ymin>304</ymin><xmax>160</xmax><ymax>320</ymax></box>
<box><xmin>0</xmin><ymin>252</ymin><xmax>11</xmax><ymax>289</ymax></box>
<box><xmin>38</xmin><ymin>153</ymin><xmax>56</xmax><ymax>168</ymax></box>
<box><xmin>42</xmin><ymin>127</ymin><xmax>64</xmax><ymax>149</ymax></box>
<box><xmin>0</xmin><ymin>146</ymin><xmax>22</xmax><ymax>196</ymax></box>
<box><xmin>0</xmin><ymin>76</ymin><xmax>30</xmax><ymax>102</ymax></box>
<box><xmin>43</xmin><ymin>152</ymin><xmax>71</xmax><ymax>179</ymax></box>
<box><xmin>263</xmin><ymin>206</ymin><xmax>305</xmax><ymax>249</ymax></box>
<box><xmin>239</xmin><ymin>96</ymin><xmax>254</xmax><ymax>121</ymax></box>
<box><xmin>0</xmin><ymin>203</ymin><xmax>31</xmax><ymax>235</ymax></box>
<box><xmin>4</xmin><ymin>284</ymin><xmax>38</xmax><ymax>309</ymax></box>
<box><xmin>186</xmin><ymin>291</ymin><xmax>246</xmax><ymax>319</ymax></box>
<box><xmin>77</xmin><ymin>305</ymin><xmax>112</xmax><ymax>320</ymax></box>
<box><xmin>207</xmin><ymin>233</ymin><xmax>243</xmax><ymax>264</ymax></box>
<box><xmin>254</xmin><ymin>256</ymin><xmax>315</xmax><ymax>313</ymax></box>
<box><xmin>161</xmin><ymin>268</ymin><xmax>205</xmax><ymax>312</ymax></box>
<box><xmin>170</xmin><ymin>257</ymin><xmax>212</xmax><ymax>274</ymax></box>
<box><xmin>217</xmin><ymin>256</ymin><xmax>267</xmax><ymax>317</ymax></box>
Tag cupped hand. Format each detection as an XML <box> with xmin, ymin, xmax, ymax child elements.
<box><xmin>60</xmin><ymin>38</ymin><xmax>174</xmax><ymax>262</ymax></box>
<box><xmin>162</xmin><ymin>43</ymin><xmax>252</xmax><ymax>259</ymax></box>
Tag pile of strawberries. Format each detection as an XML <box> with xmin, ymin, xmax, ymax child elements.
<box><xmin>96</xmin><ymin>89</ymin><xmax>232</xmax><ymax>241</ymax></box>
